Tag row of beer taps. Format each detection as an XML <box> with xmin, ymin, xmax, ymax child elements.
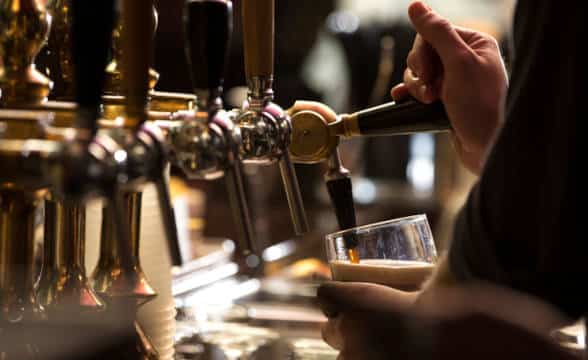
<box><xmin>1</xmin><ymin>0</ymin><xmax>450</xmax><ymax>356</ymax></box>
<box><xmin>0</xmin><ymin>0</ymin><xmax>312</xmax><ymax>357</ymax></box>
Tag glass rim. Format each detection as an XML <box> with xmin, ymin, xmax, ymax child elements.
<box><xmin>325</xmin><ymin>214</ymin><xmax>428</xmax><ymax>240</ymax></box>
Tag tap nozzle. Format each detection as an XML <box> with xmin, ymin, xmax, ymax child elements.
<box><xmin>180</xmin><ymin>0</ymin><xmax>256</xmax><ymax>253</ymax></box>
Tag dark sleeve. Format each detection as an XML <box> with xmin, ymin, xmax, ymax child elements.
<box><xmin>448</xmin><ymin>0</ymin><xmax>584</xmax><ymax>319</ymax></box>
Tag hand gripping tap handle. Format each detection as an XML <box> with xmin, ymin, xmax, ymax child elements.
<box><xmin>242</xmin><ymin>0</ymin><xmax>309</xmax><ymax>235</ymax></box>
<box><xmin>184</xmin><ymin>0</ymin><xmax>256</xmax><ymax>253</ymax></box>
<box><xmin>121</xmin><ymin>0</ymin><xmax>182</xmax><ymax>265</ymax></box>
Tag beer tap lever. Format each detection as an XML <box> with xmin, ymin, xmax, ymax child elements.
<box><xmin>183</xmin><ymin>0</ymin><xmax>256</xmax><ymax>253</ymax></box>
<box><xmin>47</xmin><ymin>0</ymin><xmax>135</xmax><ymax>266</ymax></box>
<box><xmin>73</xmin><ymin>0</ymin><xmax>131</xmax><ymax>255</ymax></box>
<box><xmin>120</xmin><ymin>0</ymin><xmax>182</xmax><ymax>265</ymax></box>
<box><xmin>337</xmin><ymin>98</ymin><xmax>450</xmax><ymax>137</ymax></box>
<box><xmin>71</xmin><ymin>0</ymin><xmax>115</xmax><ymax>137</ymax></box>
<box><xmin>184</xmin><ymin>0</ymin><xmax>231</xmax><ymax>110</ymax></box>
<box><xmin>241</xmin><ymin>0</ymin><xmax>309</xmax><ymax>235</ymax></box>
<box><xmin>289</xmin><ymin>97</ymin><xmax>450</xmax><ymax>164</ymax></box>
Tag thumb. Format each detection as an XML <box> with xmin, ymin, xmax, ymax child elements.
<box><xmin>408</xmin><ymin>2</ymin><xmax>467</xmax><ymax>64</ymax></box>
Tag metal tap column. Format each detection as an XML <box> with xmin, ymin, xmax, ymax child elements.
<box><xmin>241</xmin><ymin>0</ymin><xmax>309</xmax><ymax>236</ymax></box>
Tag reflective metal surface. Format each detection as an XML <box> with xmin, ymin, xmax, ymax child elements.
<box><xmin>37</xmin><ymin>197</ymin><xmax>104</xmax><ymax>315</ymax></box>
<box><xmin>0</xmin><ymin>0</ymin><xmax>53</xmax><ymax>106</ymax></box>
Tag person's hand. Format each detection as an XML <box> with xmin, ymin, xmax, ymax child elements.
<box><xmin>317</xmin><ymin>282</ymin><xmax>419</xmax><ymax>359</ymax></box>
<box><xmin>392</xmin><ymin>2</ymin><xmax>509</xmax><ymax>174</ymax></box>
<box><xmin>317</xmin><ymin>281</ymin><xmax>574</xmax><ymax>359</ymax></box>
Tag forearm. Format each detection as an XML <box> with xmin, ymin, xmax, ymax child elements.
<box><xmin>416</xmin><ymin>255</ymin><xmax>571</xmax><ymax>336</ymax></box>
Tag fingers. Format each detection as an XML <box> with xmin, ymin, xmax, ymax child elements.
<box><xmin>402</xmin><ymin>67</ymin><xmax>436</xmax><ymax>104</ymax></box>
<box><xmin>390</xmin><ymin>83</ymin><xmax>409</xmax><ymax>101</ymax></box>
<box><xmin>289</xmin><ymin>100</ymin><xmax>338</xmax><ymax>123</ymax></box>
<box><xmin>406</xmin><ymin>35</ymin><xmax>438</xmax><ymax>84</ymax></box>
<box><xmin>408</xmin><ymin>1</ymin><xmax>468</xmax><ymax>65</ymax></box>
<box><xmin>321</xmin><ymin>311</ymin><xmax>409</xmax><ymax>360</ymax></box>
<box><xmin>321</xmin><ymin>317</ymin><xmax>344</xmax><ymax>350</ymax></box>
<box><xmin>317</xmin><ymin>281</ymin><xmax>417</xmax><ymax>316</ymax></box>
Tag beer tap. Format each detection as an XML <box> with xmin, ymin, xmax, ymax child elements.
<box><xmin>45</xmin><ymin>0</ymin><xmax>133</xmax><ymax>263</ymax></box>
<box><xmin>64</xmin><ymin>1</ymin><xmax>161</xmax><ymax>357</ymax></box>
<box><xmin>113</xmin><ymin>0</ymin><xmax>182</xmax><ymax>267</ymax></box>
<box><xmin>289</xmin><ymin>99</ymin><xmax>448</xmax><ymax>253</ymax></box>
<box><xmin>289</xmin><ymin>98</ymin><xmax>450</xmax><ymax>164</ymax></box>
<box><xmin>238</xmin><ymin>0</ymin><xmax>309</xmax><ymax>236</ymax></box>
<box><xmin>168</xmin><ymin>0</ymin><xmax>255</xmax><ymax>254</ymax></box>
<box><xmin>31</xmin><ymin>0</ymin><xmax>106</xmax><ymax>316</ymax></box>
<box><xmin>0</xmin><ymin>3</ymin><xmax>57</xmax><ymax>357</ymax></box>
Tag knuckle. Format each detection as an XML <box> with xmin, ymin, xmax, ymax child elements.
<box><xmin>482</xmin><ymin>34</ymin><xmax>500</xmax><ymax>49</ymax></box>
<box><xmin>452</xmin><ymin>48</ymin><xmax>477</xmax><ymax>67</ymax></box>
<box><xmin>403</xmin><ymin>67</ymin><xmax>415</xmax><ymax>83</ymax></box>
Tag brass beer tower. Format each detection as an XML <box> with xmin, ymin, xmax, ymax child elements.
<box><xmin>0</xmin><ymin>0</ymin><xmax>55</xmax><ymax>357</ymax></box>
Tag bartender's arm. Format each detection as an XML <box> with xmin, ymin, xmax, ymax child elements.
<box><xmin>314</xmin><ymin>1</ymin><xmax>582</xmax><ymax>358</ymax></box>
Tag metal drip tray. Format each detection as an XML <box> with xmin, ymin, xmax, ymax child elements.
<box><xmin>175</xmin><ymin>321</ymin><xmax>337</xmax><ymax>360</ymax></box>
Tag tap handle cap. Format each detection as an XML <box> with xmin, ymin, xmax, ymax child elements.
<box><xmin>71</xmin><ymin>0</ymin><xmax>116</xmax><ymax>135</ymax></box>
<box><xmin>184</xmin><ymin>0</ymin><xmax>233</xmax><ymax>99</ymax></box>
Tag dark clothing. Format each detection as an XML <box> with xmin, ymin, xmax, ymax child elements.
<box><xmin>449</xmin><ymin>1</ymin><xmax>583</xmax><ymax>318</ymax></box>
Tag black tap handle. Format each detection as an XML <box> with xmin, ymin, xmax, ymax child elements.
<box><xmin>326</xmin><ymin>177</ymin><xmax>357</xmax><ymax>231</ymax></box>
<box><xmin>71</xmin><ymin>0</ymin><xmax>115</xmax><ymax>135</ymax></box>
<box><xmin>355</xmin><ymin>98</ymin><xmax>450</xmax><ymax>137</ymax></box>
<box><xmin>184</xmin><ymin>0</ymin><xmax>232</xmax><ymax>103</ymax></box>
<box><xmin>324</xmin><ymin>150</ymin><xmax>358</xmax><ymax>249</ymax></box>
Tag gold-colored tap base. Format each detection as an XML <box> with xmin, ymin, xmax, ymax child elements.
<box><xmin>0</xmin><ymin>67</ymin><xmax>53</xmax><ymax>107</ymax></box>
<box><xmin>288</xmin><ymin>110</ymin><xmax>338</xmax><ymax>164</ymax></box>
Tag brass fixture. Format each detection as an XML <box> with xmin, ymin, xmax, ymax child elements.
<box><xmin>104</xmin><ymin>2</ymin><xmax>159</xmax><ymax>97</ymax></box>
<box><xmin>288</xmin><ymin>99</ymin><xmax>450</xmax><ymax>164</ymax></box>
<box><xmin>0</xmin><ymin>187</ymin><xmax>47</xmax><ymax>323</ymax></box>
<box><xmin>45</xmin><ymin>0</ymin><xmax>74</xmax><ymax>100</ymax></box>
<box><xmin>92</xmin><ymin>192</ymin><xmax>158</xmax><ymax>360</ymax></box>
<box><xmin>0</xmin><ymin>0</ymin><xmax>53</xmax><ymax>107</ymax></box>
<box><xmin>92</xmin><ymin>191</ymin><xmax>156</xmax><ymax>304</ymax></box>
<box><xmin>0</xmin><ymin>120</ymin><xmax>60</xmax><ymax>357</ymax></box>
<box><xmin>36</xmin><ymin>194</ymin><xmax>105</xmax><ymax>317</ymax></box>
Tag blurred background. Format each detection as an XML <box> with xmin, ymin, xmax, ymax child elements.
<box><xmin>154</xmin><ymin>0</ymin><xmax>516</xmax><ymax>273</ymax></box>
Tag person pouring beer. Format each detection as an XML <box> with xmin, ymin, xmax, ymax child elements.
<box><xmin>291</xmin><ymin>1</ymin><xmax>581</xmax><ymax>358</ymax></box>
